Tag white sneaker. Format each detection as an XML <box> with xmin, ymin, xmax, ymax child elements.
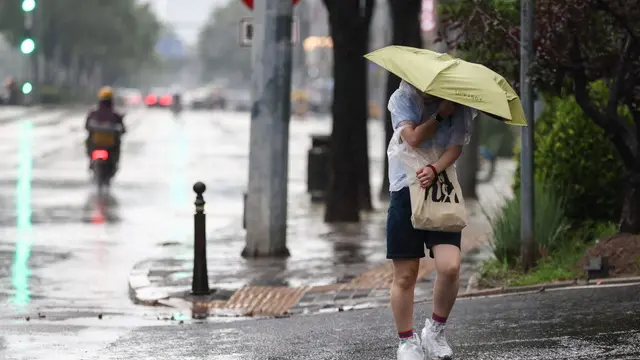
<box><xmin>397</xmin><ymin>334</ymin><xmax>425</xmax><ymax>360</ymax></box>
<box><xmin>421</xmin><ymin>319</ymin><xmax>453</xmax><ymax>359</ymax></box>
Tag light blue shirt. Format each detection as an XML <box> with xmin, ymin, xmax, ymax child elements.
<box><xmin>387</xmin><ymin>81</ymin><xmax>472</xmax><ymax>191</ymax></box>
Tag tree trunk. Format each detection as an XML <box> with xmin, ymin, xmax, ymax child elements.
<box><xmin>357</xmin><ymin>1</ymin><xmax>375</xmax><ymax>212</ymax></box>
<box><xmin>379</xmin><ymin>0</ymin><xmax>423</xmax><ymax>200</ymax></box>
<box><xmin>456</xmin><ymin>118</ymin><xmax>480</xmax><ymax>199</ymax></box>
<box><xmin>323</xmin><ymin>0</ymin><xmax>374</xmax><ymax>222</ymax></box>
<box><xmin>619</xmin><ymin>168</ymin><xmax>640</xmax><ymax>234</ymax></box>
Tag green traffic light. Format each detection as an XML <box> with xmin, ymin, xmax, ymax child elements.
<box><xmin>20</xmin><ymin>38</ymin><xmax>35</xmax><ymax>54</ymax></box>
<box><xmin>22</xmin><ymin>0</ymin><xmax>36</xmax><ymax>12</ymax></box>
<box><xmin>22</xmin><ymin>82</ymin><xmax>33</xmax><ymax>94</ymax></box>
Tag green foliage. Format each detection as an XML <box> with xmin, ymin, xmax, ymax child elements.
<box><xmin>39</xmin><ymin>86</ymin><xmax>65</xmax><ymax>104</ymax></box>
<box><xmin>198</xmin><ymin>2</ymin><xmax>252</xmax><ymax>82</ymax></box>
<box><xmin>487</xmin><ymin>179</ymin><xmax>569</xmax><ymax>266</ymax></box>
<box><xmin>480</xmin><ymin>245</ymin><xmax>582</xmax><ymax>287</ymax></box>
<box><xmin>513</xmin><ymin>87</ymin><xmax>626</xmax><ymax>224</ymax></box>
<box><xmin>0</xmin><ymin>0</ymin><xmax>160</xmax><ymax>84</ymax></box>
<box><xmin>480</xmin><ymin>220</ymin><xmax>617</xmax><ymax>287</ymax></box>
<box><xmin>438</xmin><ymin>0</ymin><xmax>640</xmax><ymax>96</ymax></box>
<box><xmin>439</xmin><ymin>1</ymin><xmax>639</xmax><ymax>232</ymax></box>
<box><xmin>39</xmin><ymin>85</ymin><xmax>92</xmax><ymax>104</ymax></box>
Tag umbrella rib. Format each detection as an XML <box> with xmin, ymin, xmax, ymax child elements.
<box><xmin>423</xmin><ymin>60</ymin><xmax>458</xmax><ymax>93</ymax></box>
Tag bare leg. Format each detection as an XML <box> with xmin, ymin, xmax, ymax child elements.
<box><xmin>390</xmin><ymin>259</ymin><xmax>420</xmax><ymax>332</ymax></box>
<box><xmin>431</xmin><ymin>244</ymin><xmax>461</xmax><ymax>318</ymax></box>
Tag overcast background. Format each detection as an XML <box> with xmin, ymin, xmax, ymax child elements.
<box><xmin>145</xmin><ymin>0</ymin><xmax>231</xmax><ymax>44</ymax></box>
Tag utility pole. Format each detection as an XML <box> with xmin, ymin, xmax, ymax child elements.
<box><xmin>242</xmin><ymin>0</ymin><xmax>293</xmax><ymax>258</ymax></box>
<box><xmin>520</xmin><ymin>0</ymin><xmax>535</xmax><ymax>270</ymax></box>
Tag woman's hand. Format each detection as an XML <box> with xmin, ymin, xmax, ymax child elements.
<box><xmin>417</xmin><ymin>165</ymin><xmax>437</xmax><ymax>188</ymax></box>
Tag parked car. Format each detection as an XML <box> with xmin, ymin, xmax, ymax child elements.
<box><xmin>115</xmin><ymin>87</ymin><xmax>143</xmax><ymax>107</ymax></box>
<box><xmin>190</xmin><ymin>86</ymin><xmax>226</xmax><ymax>110</ymax></box>
<box><xmin>224</xmin><ymin>89</ymin><xmax>251</xmax><ymax>111</ymax></box>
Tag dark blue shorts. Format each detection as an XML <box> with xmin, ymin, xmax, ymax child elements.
<box><xmin>386</xmin><ymin>187</ymin><xmax>462</xmax><ymax>259</ymax></box>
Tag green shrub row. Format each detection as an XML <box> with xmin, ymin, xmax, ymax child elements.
<box><xmin>512</xmin><ymin>83</ymin><xmax>626</xmax><ymax>225</ymax></box>
<box><xmin>490</xmin><ymin>82</ymin><xmax>628</xmax><ymax>267</ymax></box>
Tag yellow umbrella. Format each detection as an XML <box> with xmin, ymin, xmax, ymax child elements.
<box><xmin>364</xmin><ymin>45</ymin><xmax>527</xmax><ymax>126</ymax></box>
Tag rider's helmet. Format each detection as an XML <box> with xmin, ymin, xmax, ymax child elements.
<box><xmin>98</xmin><ymin>86</ymin><xmax>114</xmax><ymax>101</ymax></box>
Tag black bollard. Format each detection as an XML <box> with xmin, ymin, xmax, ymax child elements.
<box><xmin>191</xmin><ymin>182</ymin><xmax>210</xmax><ymax>295</ymax></box>
<box><xmin>242</xmin><ymin>192</ymin><xmax>247</xmax><ymax>229</ymax></box>
<box><xmin>307</xmin><ymin>134</ymin><xmax>331</xmax><ymax>202</ymax></box>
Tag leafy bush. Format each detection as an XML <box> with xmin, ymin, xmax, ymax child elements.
<box><xmin>480</xmin><ymin>220</ymin><xmax>618</xmax><ymax>287</ymax></box>
<box><xmin>487</xmin><ymin>179</ymin><xmax>569</xmax><ymax>266</ymax></box>
<box><xmin>39</xmin><ymin>85</ymin><xmax>76</xmax><ymax>104</ymax></box>
<box><xmin>513</xmin><ymin>86</ymin><xmax>626</xmax><ymax>225</ymax></box>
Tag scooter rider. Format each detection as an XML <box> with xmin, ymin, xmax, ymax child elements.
<box><xmin>85</xmin><ymin>87</ymin><xmax>126</xmax><ymax>171</ymax></box>
<box><xmin>171</xmin><ymin>92</ymin><xmax>183</xmax><ymax>115</ymax></box>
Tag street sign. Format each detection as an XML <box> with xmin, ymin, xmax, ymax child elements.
<box><xmin>241</xmin><ymin>0</ymin><xmax>300</xmax><ymax>10</ymax></box>
<box><xmin>239</xmin><ymin>17</ymin><xmax>299</xmax><ymax>47</ymax></box>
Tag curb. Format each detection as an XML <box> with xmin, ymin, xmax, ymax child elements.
<box><xmin>455</xmin><ymin>276</ymin><xmax>640</xmax><ymax>300</ymax></box>
<box><xmin>126</xmin><ymin>222</ymin><xmax>499</xmax><ymax>317</ymax></box>
<box><xmin>130</xmin><ymin>257</ymin><xmax>640</xmax><ymax>316</ymax></box>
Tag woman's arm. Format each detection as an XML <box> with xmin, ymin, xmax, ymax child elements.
<box><xmin>416</xmin><ymin>105</ymin><xmax>469</xmax><ymax>188</ymax></box>
<box><xmin>432</xmin><ymin>145</ymin><xmax>463</xmax><ymax>173</ymax></box>
<box><xmin>399</xmin><ymin>116</ymin><xmax>438</xmax><ymax>147</ymax></box>
<box><xmin>401</xmin><ymin>100</ymin><xmax>457</xmax><ymax>147</ymax></box>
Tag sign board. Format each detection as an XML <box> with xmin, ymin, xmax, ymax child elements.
<box><xmin>241</xmin><ymin>0</ymin><xmax>300</xmax><ymax>10</ymax></box>
<box><xmin>240</xmin><ymin>17</ymin><xmax>299</xmax><ymax>47</ymax></box>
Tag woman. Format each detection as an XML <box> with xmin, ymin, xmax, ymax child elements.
<box><xmin>387</xmin><ymin>80</ymin><xmax>472</xmax><ymax>360</ymax></box>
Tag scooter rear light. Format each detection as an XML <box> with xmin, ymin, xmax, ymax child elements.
<box><xmin>91</xmin><ymin>149</ymin><xmax>109</xmax><ymax>160</ymax></box>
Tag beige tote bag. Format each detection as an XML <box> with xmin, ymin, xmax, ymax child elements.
<box><xmin>408</xmin><ymin>162</ymin><xmax>467</xmax><ymax>232</ymax></box>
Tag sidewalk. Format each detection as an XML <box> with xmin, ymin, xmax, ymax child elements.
<box><xmin>129</xmin><ymin>130</ymin><xmax>514</xmax><ymax>317</ymax></box>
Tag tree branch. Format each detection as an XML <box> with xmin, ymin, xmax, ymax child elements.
<box><xmin>607</xmin><ymin>36</ymin><xmax>631</xmax><ymax>118</ymax></box>
<box><xmin>595</xmin><ymin>0</ymin><xmax>639</xmax><ymax>44</ymax></box>
<box><xmin>570</xmin><ymin>37</ymin><xmax>637</xmax><ymax>167</ymax></box>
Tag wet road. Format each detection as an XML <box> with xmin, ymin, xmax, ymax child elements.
<box><xmin>2</xmin><ymin>283</ymin><xmax>638</xmax><ymax>359</ymax></box>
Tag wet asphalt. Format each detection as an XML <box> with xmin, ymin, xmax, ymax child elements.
<box><xmin>0</xmin><ymin>107</ymin><xmax>638</xmax><ymax>359</ymax></box>
<box><xmin>1</xmin><ymin>284</ymin><xmax>638</xmax><ymax>359</ymax></box>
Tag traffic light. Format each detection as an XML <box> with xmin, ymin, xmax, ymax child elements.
<box><xmin>21</xmin><ymin>82</ymin><xmax>33</xmax><ymax>95</ymax></box>
<box><xmin>22</xmin><ymin>0</ymin><xmax>36</xmax><ymax>12</ymax></box>
<box><xmin>20</xmin><ymin>38</ymin><xmax>35</xmax><ymax>54</ymax></box>
<box><xmin>21</xmin><ymin>0</ymin><xmax>36</xmax><ymax>54</ymax></box>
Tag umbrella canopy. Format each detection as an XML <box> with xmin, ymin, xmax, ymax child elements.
<box><xmin>364</xmin><ymin>45</ymin><xmax>527</xmax><ymax>126</ymax></box>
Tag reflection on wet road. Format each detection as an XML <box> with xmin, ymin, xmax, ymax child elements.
<box><xmin>0</xmin><ymin>108</ymin><xmax>352</xmax><ymax>358</ymax></box>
